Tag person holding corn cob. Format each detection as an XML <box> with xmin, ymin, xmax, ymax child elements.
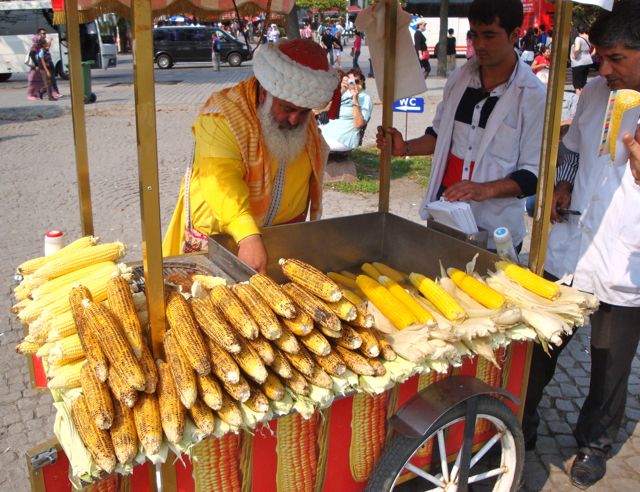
<box><xmin>162</xmin><ymin>39</ymin><xmax>341</xmax><ymax>273</ymax></box>
<box><xmin>376</xmin><ymin>0</ymin><xmax>546</xmax><ymax>251</ymax></box>
<box><xmin>524</xmin><ymin>2</ymin><xmax>640</xmax><ymax>488</ymax></box>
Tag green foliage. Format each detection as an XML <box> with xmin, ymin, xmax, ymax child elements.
<box><xmin>324</xmin><ymin>146</ymin><xmax>432</xmax><ymax>194</ymax></box>
<box><xmin>295</xmin><ymin>0</ymin><xmax>345</xmax><ymax>12</ymax></box>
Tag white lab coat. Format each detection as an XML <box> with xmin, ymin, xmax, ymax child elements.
<box><xmin>545</xmin><ymin>77</ymin><xmax>640</xmax><ymax>306</ymax></box>
<box><xmin>419</xmin><ymin>57</ymin><xmax>546</xmax><ymax>247</ymax></box>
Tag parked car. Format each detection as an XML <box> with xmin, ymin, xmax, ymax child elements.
<box><xmin>153</xmin><ymin>26</ymin><xmax>251</xmax><ymax>69</ymax></box>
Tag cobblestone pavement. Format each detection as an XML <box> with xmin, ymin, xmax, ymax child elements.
<box><xmin>0</xmin><ymin>49</ymin><xmax>638</xmax><ymax>492</ymax></box>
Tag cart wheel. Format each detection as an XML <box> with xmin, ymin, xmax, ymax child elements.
<box><xmin>366</xmin><ymin>396</ymin><xmax>524</xmax><ymax>492</ymax></box>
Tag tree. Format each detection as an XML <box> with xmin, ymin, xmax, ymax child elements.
<box><xmin>295</xmin><ymin>0</ymin><xmax>344</xmax><ymax>11</ymax></box>
<box><xmin>437</xmin><ymin>0</ymin><xmax>449</xmax><ymax>77</ymax></box>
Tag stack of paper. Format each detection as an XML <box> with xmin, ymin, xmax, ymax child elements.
<box><xmin>425</xmin><ymin>200</ymin><xmax>478</xmax><ymax>234</ymax></box>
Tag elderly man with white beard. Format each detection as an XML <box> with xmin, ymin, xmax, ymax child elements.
<box><xmin>163</xmin><ymin>39</ymin><xmax>340</xmax><ymax>273</ymax></box>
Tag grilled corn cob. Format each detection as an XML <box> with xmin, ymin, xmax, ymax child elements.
<box><xmin>313</xmin><ymin>351</ymin><xmax>347</xmax><ymax>376</ymax></box>
<box><xmin>326</xmin><ymin>297</ymin><xmax>357</xmax><ymax>322</ymax></box>
<box><xmin>246</xmin><ymin>335</ymin><xmax>276</xmax><ymax>365</ymax></box>
<box><xmin>327</xmin><ymin>271</ymin><xmax>358</xmax><ymax>290</ymax></box>
<box><xmin>221</xmin><ymin>374</ymin><xmax>251</xmax><ymax>403</ymax></box>
<box><xmin>334</xmin><ymin>324</ymin><xmax>363</xmax><ymax>350</ymax></box>
<box><xmin>110</xmin><ymin>398</ymin><xmax>138</xmax><ymax>464</ymax></box>
<box><xmin>164</xmin><ymin>330</ymin><xmax>197</xmax><ymax>409</ymax></box>
<box><xmin>107</xmin><ymin>367</ymin><xmax>138</xmax><ymax>408</ymax></box>
<box><xmin>409</xmin><ymin>273</ymin><xmax>468</xmax><ymax>321</ymax></box>
<box><xmin>371</xmin><ymin>329</ymin><xmax>397</xmax><ymax>361</ymax></box>
<box><xmin>195</xmin><ymin>373</ymin><xmax>224</xmax><ymax>410</ymax></box>
<box><xmin>282</xmin><ymin>283</ymin><xmax>341</xmax><ymax>331</ymax></box>
<box><xmin>261</xmin><ymin>373</ymin><xmax>285</xmax><ymax>401</ymax></box>
<box><xmin>283</xmin><ymin>368</ymin><xmax>311</xmax><ymax>396</ymax></box>
<box><xmin>496</xmin><ymin>261</ymin><xmax>561</xmax><ymax>300</ymax></box>
<box><xmin>206</xmin><ymin>338</ymin><xmax>240</xmax><ymax>384</ymax></box>
<box><xmin>272</xmin><ymin>323</ymin><xmax>301</xmax><ymax>354</ymax></box>
<box><xmin>189</xmin><ymin>397</ymin><xmax>216</xmax><ymax>436</ymax></box>
<box><xmin>448</xmin><ymin>268</ymin><xmax>505</xmax><ymax>309</ymax></box>
<box><xmin>137</xmin><ymin>343</ymin><xmax>158</xmax><ymax>394</ymax></box>
<box><xmin>356</xmin><ymin>275</ymin><xmax>415</xmax><ymax>330</ymax></box>
<box><xmin>82</xmin><ymin>299</ymin><xmax>145</xmax><ymax>390</ymax></box>
<box><xmin>33</xmin><ymin>242</ymin><xmax>126</xmax><ymax>281</ymax></box>
<box><xmin>281</xmin><ymin>310</ymin><xmax>314</xmax><ymax>336</ymax></box>
<box><xmin>271</xmin><ymin>349</ymin><xmax>294</xmax><ymax>379</ymax></box>
<box><xmin>133</xmin><ymin>392</ymin><xmax>162</xmax><ymax>455</ymax></box>
<box><xmin>249</xmin><ymin>273</ymin><xmax>297</xmax><ymax>318</ymax></box>
<box><xmin>166</xmin><ymin>292</ymin><xmax>210</xmax><ymax>376</ymax></box>
<box><xmin>47</xmin><ymin>359</ymin><xmax>84</xmax><ymax>389</ymax></box>
<box><xmin>190</xmin><ymin>296</ymin><xmax>241</xmax><ymax>354</ymax></box>
<box><xmin>107</xmin><ymin>275</ymin><xmax>144</xmax><ymax>357</ymax></box>
<box><xmin>71</xmin><ymin>395</ymin><xmax>117</xmax><ymax>473</ymax></box>
<box><xmin>232</xmin><ymin>283</ymin><xmax>282</xmax><ymax>340</ymax></box>
<box><xmin>318</xmin><ymin>323</ymin><xmax>343</xmax><ymax>339</ymax></box>
<box><xmin>350</xmin><ymin>304</ymin><xmax>375</xmax><ymax>329</ymax></box>
<box><xmin>368</xmin><ymin>357</ymin><xmax>387</xmax><ymax>376</ymax></box>
<box><xmin>233</xmin><ymin>338</ymin><xmax>268</xmax><ymax>384</ymax></box>
<box><xmin>361</xmin><ymin>263</ymin><xmax>382</xmax><ymax>280</ymax></box>
<box><xmin>80</xmin><ymin>362</ymin><xmax>114</xmax><ymax>430</ymax></box>
<box><xmin>279</xmin><ymin>258</ymin><xmax>342</xmax><ymax>302</ymax></box>
<box><xmin>156</xmin><ymin>361</ymin><xmax>185</xmax><ymax>445</ymax></box>
<box><xmin>283</xmin><ymin>345</ymin><xmax>315</xmax><ymax>377</ymax></box>
<box><xmin>209</xmin><ymin>285</ymin><xmax>259</xmax><ymax>340</ymax></box>
<box><xmin>303</xmin><ymin>365</ymin><xmax>333</xmax><ymax>390</ymax></box>
<box><xmin>245</xmin><ymin>387</ymin><xmax>270</xmax><ymax>413</ymax></box>
<box><xmin>353</xmin><ymin>326</ymin><xmax>380</xmax><ymax>358</ymax></box>
<box><xmin>372</xmin><ymin>262</ymin><xmax>406</xmax><ymax>283</ymax></box>
<box><xmin>215</xmin><ymin>392</ymin><xmax>243</xmax><ymax>427</ymax></box>
<box><xmin>379</xmin><ymin>276</ymin><xmax>435</xmax><ymax>325</ymax></box>
<box><xmin>17</xmin><ymin>235</ymin><xmax>98</xmax><ymax>276</ymax></box>
<box><xmin>334</xmin><ymin>346</ymin><xmax>375</xmax><ymax>376</ymax></box>
<box><xmin>299</xmin><ymin>328</ymin><xmax>331</xmax><ymax>356</ymax></box>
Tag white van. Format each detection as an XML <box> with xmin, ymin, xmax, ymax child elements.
<box><xmin>0</xmin><ymin>0</ymin><xmax>117</xmax><ymax>82</ymax></box>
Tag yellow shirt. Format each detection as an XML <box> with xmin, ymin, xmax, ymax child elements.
<box><xmin>162</xmin><ymin>114</ymin><xmax>312</xmax><ymax>257</ymax></box>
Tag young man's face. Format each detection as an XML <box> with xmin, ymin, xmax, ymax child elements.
<box><xmin>38</xmin><ymin>30</ymin><xmax>46</xmax><ymax>38</ymax></box>
<box><xmin>595</xmin><ymin>43</ymin><xmax>640</xmax><ymax>92</ymax></box>
<box><xmin>469</xmin><ymin>19</ymin><xmax>519</xmax><ymax>68</ymax></box>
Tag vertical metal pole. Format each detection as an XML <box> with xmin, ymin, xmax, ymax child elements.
<box><xmin>379</xmin><ymin>0</ymin><xmax>398</xmax><ymax>212</ymax></box>
<box><xmin>131</xmin><ymin>0</ymin><xmax>166</xmax><ymax>359</ymax></box>
<box><xmin>528</xmin><ymin>1</ymin><xmax>573</xmax><ymax>275</ymax></box>
<box><xmin>63</xmin><ymin>0</ymin><xmax>93</xmax><ymax>236</ymax></box>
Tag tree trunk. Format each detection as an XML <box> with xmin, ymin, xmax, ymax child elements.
<box><xmin>437</xmin><ymin>0</ymin><xmax>449</xmax><ymax>77</ymax></box>
<box><xmin>286</xmin><ymin>8</ymin><xmax>301</xmax><ymax>39</ymax></box>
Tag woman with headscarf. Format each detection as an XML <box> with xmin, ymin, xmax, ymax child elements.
<box><xmin>26</xmin><ymin>35</ymin><xmax>44</xmax><ymax>101</ymax></box>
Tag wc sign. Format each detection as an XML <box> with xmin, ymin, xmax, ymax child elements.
<box><xmin>393</xmin><ymin>97</ymin><xmax>425</xmax><ymax>113</ymax></box>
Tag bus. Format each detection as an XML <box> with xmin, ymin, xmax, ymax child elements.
<box><xmin>0</xmin><ymin>0</ymin><xmax>117</xmax><ymax>82</ymax></box>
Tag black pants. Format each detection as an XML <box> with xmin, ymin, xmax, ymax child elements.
<box><xmin>523</xmin><ymin>286</ymin><xmax>640</xmax><ymax>454</ymax></box>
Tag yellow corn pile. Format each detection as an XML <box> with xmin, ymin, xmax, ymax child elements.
<box><xmin>448</xmin><ymin>268</ymin><xmax>505</xmax><ymax>309</ymax></box>
<box><xmin>409</xmin><ymin>273</ymin><xmax>467</xmax><ymax>321</ymax></box>
<box><xmin>496</xmin><ymin>261</ymin><xmax>560</xmax><ymax>300</ymax></box>
<box><xmin>356</xmin><ymin>275</ymin><xmax>415</xmax><ymax>330</ymax></box>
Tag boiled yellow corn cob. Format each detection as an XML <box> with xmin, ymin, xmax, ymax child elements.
<box><xmin>372</xmin><ymin>262</ymin><xmax>406</xmax><ymax>283</ymax></box>
<box><xmin>164</xmin><ymin>330</ymin><xmax>197</xmax><ymax>409</ymax></box>
<box><xmin>156</xmin><ymin>361</ymin><xmax>185</xmax><ymax>445</ymax></box>
<box><xmin>46</xmin><ymin>311</ymin><xmax>77</xmax><ymax>342</ymax></box>
<box><xmin>283</xmin><ymin>368</ymin><xmax>311</xmax><ymax>396</ymax></box>
<box><xmin>33</xmin><ymin>242</ymin><xmax>126</xmax><ymax>281</ymax></box>
<box><xmin>448</xmin><ymin>268</ymin><xmax>505</xmax><ymax>309</ymax></box>
<box><xmin>107</xmin><ymin>275</ymin><xmax>144</xmax><ymax>358</ymax></box>
<box><xmin>409</xmin><ymin>273</ymin><xmax>467</xmax><ymax>321</ymax></box>
<box><xmin>496</xmin><ymin>261</ymin><xmax>561</xmax><ymax>300</ymax></box>
<box><xmin>132</xmin><ymin>392</ymin><xmax>162</xmax><ymax>455</ymax></box>
<box><xmin>610</xmin><ymin>89</ymin><xmax>640</xmax><ymax>160</ymax></box>
<box><xmin>361</xmin><ymin>263</ymin><xmax>382</xmax><ymax>280</ymax></box>
<box><xmin>190</xmin><ymin>296</ymin><xmax>241</xmax><ymax>354</ymax></box>
<box><xmin>31</xmin><ymin>261</ymin><xmax>117</xmax><ymax>300</ymax></box>
<box><xmin>334</xmin><ymin>346</ymin><xmax>375</xmax><ymax>376</ymax></box>
<box><xmin>209</xmin><ymin>285</ymin><xmax>259</xmax><ymax>340</ymax></box>
<box><xmin>82</xmin><ymin>299</ymin><xmax>145</xmax><ymax>391</ymax></box>
<box><xmin>138</xmin><ymin>344</ymin><xmax>158</xmax><ymax>394</ymax></box>
<box><xmin>233</xmin><ymin>338</ymin><xmax>268</xmax><ymax>384</ymax></box>
<box><xmin>15</xmin><ymin>340</ymin><xmax>40</xmax><ymax>355</ymax></box>
<box><xmin>326</xmin><ymin>296</ymin><xmax>357</xmax><ymax>322</ymax></box>
<box><xmin>196</xmin><ymin>371</ymin><xmax>225</xmax><ymax>410</ymax></box>
<box><xmin>107</xmin><ymin>370</ymin><xmax>137</xmax><ymax>411</ymax></box>
<box><xmin>371</xmin><ymin>329</ymin><xmax>397</xmax><ymax>361</ymax></box>
<box><xmin>166</xmin><ymin>292</ymin><xmax>210</xmax><ymax>376</ymax></box>
<box><xmin>17</xmin><ymin>235</ymin><xmax>98</xmax><ymax>275</ymax></box>
<box><xmin>303</xmin><ymin>365</ymin><xmax>333</xmax><ymax>390</ymax></box>
<box><xmin>246</xmin><ymin>335</ymin><xmax>276</xmax><ymax>365</ymax></box>
<box><xmin>356</xmin><ymin>275</ymin><xmax>415</xmax><ymax>330</ymax></box>
<box><xmin>249</xmin><ymin>273</ymin><xmax>298</xmax><ymax>318</ymax></box>
<box><xmin>340</xmin><ymin>270</ymin><xmax>357</xmax><ymax>280</ymax></box>
<box><xmin>47</xmin><ymin>359</ymin><xmax>84</xmax><ymax>389</ymax></box>
<box><xmin>283</xmin><ymin>345</ymin><xmax>316</xmax><ymax>377</ymax></box>
<box><xmin>282</xmin><ymin>283</ymin><xmax>341</xmax><ymax>331</ymax></box>
<box><xmin>334</xmin><ymin>324</ymin><xmax>363</xmax><ymax>350</ymax></box>
<box><xmin>48</xmin><ymin>333</ymin><xmax>84</xmax><ymax>365</ymax></box>
<box><xmin>192</xmin><ymin>434</ymin><xmax>242</xmax><ymax>492</ymax></box>
<box><xmin>206</xmin><ymin>338</ymin><xmax>241</xmax><ymax>384</ymax></box>
<box><xmin>379</xmin><ymin>276</ymin><xmax>435</xmax><ymax>325</ymax></box>
<box><xmin>271</xmin><ymin>349</ymin><xmax>294</xmax><ymax>379</ymax></box>
<box><xmin>232</xmin><ymin>283</ymin><xmax>282</xmax><ymax>340</ymax></box>
<box><xmin>342</xmin><ymin>289</ymin><xmax>365</xmax><ymax>306</ymax></box>
<box><xmin>276</xmin><ymin>411</ymin><xmax>319</xmax><ymax>492</ymax></box>
<box><xmin>36</xmin><ymin>341</ymin><xmax>54</xmax><ymax>358</ymax></box>
<box><xmin>327</xmin><ymin>272</ymin><xmax>358</xmax><ymax>290</ymax></box>
<box><xmin>349</xmin><ymin>392</ymin><xmax>387</xmax><ymax>482</ymax></box>
<box><xmin>281</xmin><ymin>310</ymin><xmax>313</xmax><ymax>336</ymax></box>
<box><xmin>261</xmin><ymin>373</ymin><xmax>285</xmax><ymax>401</ymax></box>
<box><xmin>80</xmin><ymin>362</ymin><xmax>114</xmax><ymax>430</ymax></box>
<box><xmin>272</xmin><ymin>323</ymin><xmax>301</xmax><ymax>354</ymax></box>
<box><xmin>221</xmin><ymin>374</ymin><xmax>251</xmax><ymax>403</ymax></box>
<box><xmin>214</xmin><ymin>392</ymin><xmax>243</xmax><ymax>427</ymax></box>
<box><xmin>353</xmin><ymin>327</ymin><xmax>380</xmax><ymax>358</ymax></box>
<box><xmin>299</xmin><ymin>328</ymin><xmax>331</xmax><ymax>356</ymax></box>
<box><xmin>280</xmin><ymin>258</ymin><xmax>342</xmax><ymax>302</ymax></box>
<box><xmin>71</xmin><ymin>394</ymin><xmax>117</xmax><ymax>473</ymax></box>
<box><xmin>312</xmin><ymin>350</ymin><xmax>347</xmax><ymax>377</ymax></box>
<box><xmin>110</xmin><ymin>398</ymin><xmax>138</xmax><ymax>465</ymax></box>
<box><xmin>189</xmin><ymin>398</ymin><xmax>215</xmax><ymax>436</ymax></box>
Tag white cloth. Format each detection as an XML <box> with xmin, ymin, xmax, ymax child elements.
<box><xmin>419</xmin><ymin>56</ymin><xmax>546</xmax><ymax>247</ymax></box>
<box><xmin>570</xmin><ymin>36</ymin><xmax>592</xmax><ymax>68</ymax></box>
<box><xmin>545</xmin><ymin>77</ymin><xmax>640</xmax><ymax>307</ymax></box>
<box><xmin>355</xmin><ymin>3</ymin><xmax>426</xmax><ymax>101</ymax></box>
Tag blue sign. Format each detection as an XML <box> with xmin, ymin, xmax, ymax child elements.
<box><xmin>393</xmin><ymin>97</ymin><xmax>425</xmax><ymax>113</ymax></box>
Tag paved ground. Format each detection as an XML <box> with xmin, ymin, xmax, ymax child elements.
<box><xmin>0</xmin><ymin>46</ymin><xmax>638</xmax><ymax>492</ymax></box>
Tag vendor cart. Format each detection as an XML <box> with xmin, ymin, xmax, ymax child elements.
<box><xmin>19</xmin><ymin>0</ymin><xmax>581</xmax><ymax>490</ymax></box>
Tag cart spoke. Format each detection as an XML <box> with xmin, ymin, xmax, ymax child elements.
<box><xmin>469</xmin><ymin>432</ymin><xmax>503</xmax><ymax>469</ymax></box>
<box><xmin>437</xmin><ymin>429</ymin><xmax>450</xmax><ymax>482</ymax></box>
<box><xmin>468</xmin><ymin>466</ymin><xmax>507</xmax><ymax>483</ymax></box>
<box><xmin>449</xmin><ymin>446</ymin><xmax>463</xmax><ymax>483</ymax></box>
<box><xmin>404</xmin><ymin>462</ymin><xmax>444</xmax><ymax>488</ymax></box>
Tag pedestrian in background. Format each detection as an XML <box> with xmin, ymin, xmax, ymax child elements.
<box><xmin>414</xmin><ymin>20</ymin><xmax>430</xmax><ymax>79</ymax></box>
<box><xmin>321</xmin><ymin>26</ymin><xmax>335</xmax><ymax>66</ymax></box>
<box><xmin>520</xmin><ymin>27</ymin><xmax>536</xmax><ymax>64</ymax></box>
<box><xmin>447</xmin><ymin>28</ymin><xmax>457</xmax><ymax>73</ymax></box>
<box><xmin>26</xmin><ymin>34</ymin><xmax>44</xmax><ymax>101</ymax></box>
<box><xmin>352</xmin><ymin>30</ymin><xmax>362</xmax><ymax>69</ymax></box>
<box><xmin>570</xmin><ymin>24</ymin><xmax>594</xmax><ymax>95</ymax></box>
<box><xmin>332</xmin><ymin>32</ymin><xmax>343</xmax><ymax>68</ymax></box>
<box><xmin>465</xmin><ymin>30</ymin><xmax>475</xmax><ymax>59</ymax></box>
<box><xmin>35</xmin><ymin>38</ymin><xmax>55</xmax><ymax>100</ymax></box>
<box><xmin>211</xmin><ymin>33</ymin><xmax>221</xmax><ymax>71</ymax></box>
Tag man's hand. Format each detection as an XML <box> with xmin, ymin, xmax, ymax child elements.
<box><xmin>442</xmin><ymin>180</ymin><xmax>494</xmax><ymax>202</ymax></box>
<box><xmin>376</xmin><ymin>126</ymin><xmax>405</xmax><ymax>156</ymax></box>
<box><xmin>623</xmin><ymin>125</ymin><xmax>640</xmax><ymax>183</ymax></box>
<box><xmin>550</xmin><ymin>181</ymin><xmax>572</xmax><ymax>223</ymax></box>
<box><xmin>237</xmin><ymin>234</ymin><xmax>268</xmax><ymax>274</ymax></box>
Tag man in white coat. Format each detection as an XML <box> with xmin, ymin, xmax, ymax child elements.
<box><xmin>376</xmin><ymin>0</ymin><xmax>545</xmax><ymax>249</ymax></box>
<box><xmin>523</xmin><ymin>1</ymin><xmax>640</xmax><ymax>488</ymax></box>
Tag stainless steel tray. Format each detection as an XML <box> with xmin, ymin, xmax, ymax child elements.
<box><xmin>208</xmin><ymin>212</ymin><xmax>500</xmax><ymax>282</ymax></box>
